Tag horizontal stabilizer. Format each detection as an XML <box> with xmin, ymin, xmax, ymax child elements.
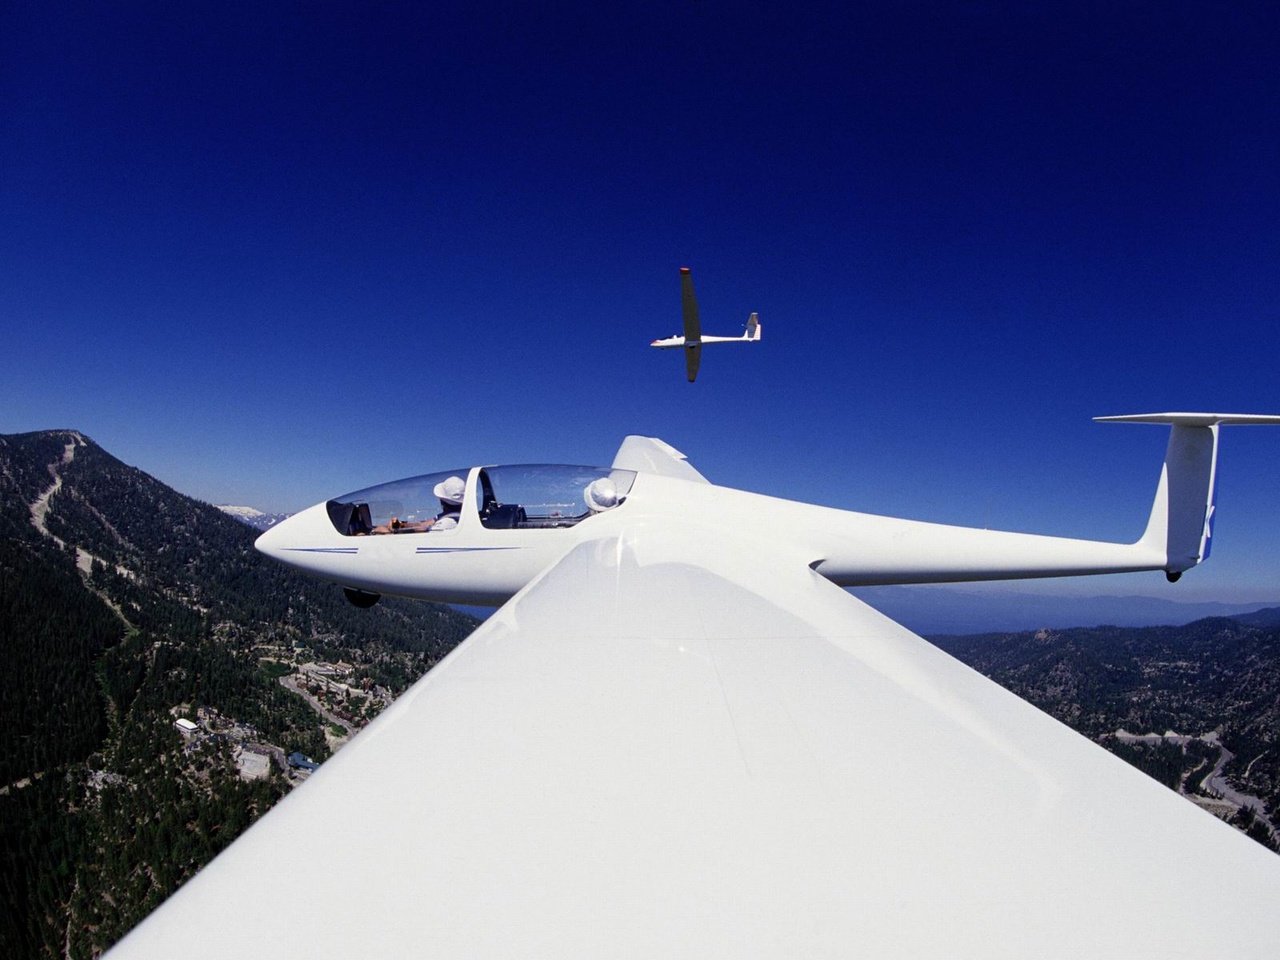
<box><xmin>1096</xmin><ymin>412</ymin><xmax>1280</xmax><ymax>427</ymax></box>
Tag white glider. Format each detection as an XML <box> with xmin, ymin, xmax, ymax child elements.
<box><xmin>108</xmin><ymin>416</ymin><xmax>1280</xmax><ymax>959</ymax></box>
<box><xmin>650</xmin><ymin>267</ymin><xmax>761</xmax><ymax>381</ymax></box>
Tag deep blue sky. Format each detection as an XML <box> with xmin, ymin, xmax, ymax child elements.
<box><xmin>3</xmin><ymin>2</ymin><xmax>1278</xmax><ymax>602</ymax></box>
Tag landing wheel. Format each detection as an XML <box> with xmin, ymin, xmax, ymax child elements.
<box><xmin>343</xmin><ymin>587</ymin><xmax>381</xmax><ymax>608</ymax></box>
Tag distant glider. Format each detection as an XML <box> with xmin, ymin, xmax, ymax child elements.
<box><xmin>650</xmin><ymin>267</ymin><xmax>761</xmax><ymax>381</ymax></box>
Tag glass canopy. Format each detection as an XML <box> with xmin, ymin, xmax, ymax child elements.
<box><xmin>325</xmin><ymin>465</ymin><xmax>635</xmax><ymax>536</ymax></box>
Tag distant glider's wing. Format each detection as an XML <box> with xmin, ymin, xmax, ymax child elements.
<box><xmin>109</xmin><ymin>531</ymin><xmax>1280</xmax><ymax>959</ymax></box>
<box><xmin>680</xmin><ymin>266</ymin><xmax>700</xmax><ymax>343</ymax></box>
<box><xmin>680</xmin><ymin>267</ymin><xmax>702</xmax><ymax>381</ymax></box>
<box><xmin>685</xmin><ymin>341</ymin><xmax>701</xmax><ymax>382</ymax></box>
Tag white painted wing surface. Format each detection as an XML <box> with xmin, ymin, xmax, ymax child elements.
<box><xmin>611</xmin><ymin>435</ymin><xmax>709</xmax><ymax>483</ymax></box>
<box><xmin>109</xmin><ymin>528</ymin><xmax>1280</xmax><ymax>958</ymax></box>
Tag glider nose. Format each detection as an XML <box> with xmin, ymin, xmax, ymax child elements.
<box><xmin>253</xmin><ymin>501</ymin><xmax>334</xmax><ymax>563</ymax></box>
<box><xmin>253</xmin><ymin>515</ymin><xmax>291</xmax><ymax>562</ymax></box>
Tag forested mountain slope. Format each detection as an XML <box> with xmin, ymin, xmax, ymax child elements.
<box><xmin>0</xmin><ymin>430</ymin><xmax>476</xmax><ymax>958</ymax></box>
<box><xmin>936</xmin><ymin>616</ymin><xmax>1280</xmax><ymax>851</ymax></box>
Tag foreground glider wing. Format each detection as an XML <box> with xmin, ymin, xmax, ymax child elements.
<box><xmin>611</xmin><ymin>434</ymin><xmax>709</xmax><ymax>483</ymax></box>
<box><xmin>111</xmin><ymin>537</ymin><xmax>1280</xmax><ymax>958</ymax></box>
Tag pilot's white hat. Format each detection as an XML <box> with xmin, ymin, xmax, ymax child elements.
<box><xmin>433</xmin><ymin>475</ymin><xmax>466</xmax><ymax>505</ymax></box>
<box><xmin>584</xmin><ymin>477</ymin><xmax>619</xmax><ymax>512</ymax></box>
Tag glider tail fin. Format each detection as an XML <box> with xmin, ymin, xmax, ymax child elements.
<box><xmin>1097</xmin><ymin>413</ymin><xmax>1280</xmax><ymax>580</ymax></box>
<box><xmin>744</xmin><ymin>312</ymin><xmax>761</xmax><ymax>341</ymax></box>
<box><xmin>1139</xmin><ymin>423</ymin><xmax>1219</xmax><ymax>579</ymax></box>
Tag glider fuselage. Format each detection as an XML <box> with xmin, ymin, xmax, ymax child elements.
<box><xmin>258</xmin><ymin>450</ymin><xmax>1169</xmax><ymax>608</ymax></box>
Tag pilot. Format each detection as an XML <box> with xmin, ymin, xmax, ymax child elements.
<box><xmin>374</xmin><ymin>475</ymin><xmax>465</xmax><ymax>534</ymax></box>
<box><xmin>427</xmin><ymin>475</ymin><xmax>465</xmax><ymax>530</ymax></box>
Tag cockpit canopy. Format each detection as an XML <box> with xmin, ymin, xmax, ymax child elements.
<box><xmin>326</xmin><ymin>465</ymin><xmax>636</xmax><ymax>536</ymax></box>
<box><xmin>476</xmin><ymin>465</ymin><xmax>636</xmax><ymax>529</ymax></box>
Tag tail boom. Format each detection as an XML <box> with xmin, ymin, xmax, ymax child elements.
<box><xmin>815</xmin><ymin>412</ymin><xmax>1279</xmax><ymax>587</ymax></box>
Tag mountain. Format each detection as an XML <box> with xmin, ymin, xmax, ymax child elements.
<box><xmin>215</xmin><ymin>504</ymin><xmax>291</xmax><ymax>531</ymax></box>
<box><xmin>0</xmin><ymin>430</ymin><xmax>477</xmax><ymax>959</ymax></box>
<box><xmin>854</xmin><ymin>584</ymin><xmax>1280</xmax><ymax>635</ymax></box>
<box><xmin>1234</xmin><ymin>606</ymin><xmax>1280</xmax><ymax>628</ymax></box>
<box><xmin>935</xmin><ymin>617</ymin><xmax>1280</xmax><ymax>850</ymax></box>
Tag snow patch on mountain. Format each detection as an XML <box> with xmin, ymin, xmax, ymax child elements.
<box><xmin>216</xmin><ymin>505</ymin><xmax>290</xmax><ymax>531</ymax></box>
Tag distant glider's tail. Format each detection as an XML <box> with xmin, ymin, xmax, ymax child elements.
<box><xmin>744</xmin><ymin>312</ymin><xmax>761</xmax><ymax>341</ymax></box>
<box><xmin>1097</xmin><ymin>413</ymin><xmax>1280</xmax><ymax>580</ymax></box>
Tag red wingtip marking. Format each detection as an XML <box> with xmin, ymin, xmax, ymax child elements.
<box><xmin>679</xmin><ymin>266</ymin><xmax>690</xmax><ymax>273</ymax></box>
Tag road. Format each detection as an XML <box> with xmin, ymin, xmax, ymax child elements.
<box><xmin>1114</xmin><ymin>729</ymin><xmax>1277</xmax><ymax>844</ymax></box>
<box><xmin>280</xmin><ymin>674</ymin><xmax>353</xmax><ymax>749</ymax></box>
